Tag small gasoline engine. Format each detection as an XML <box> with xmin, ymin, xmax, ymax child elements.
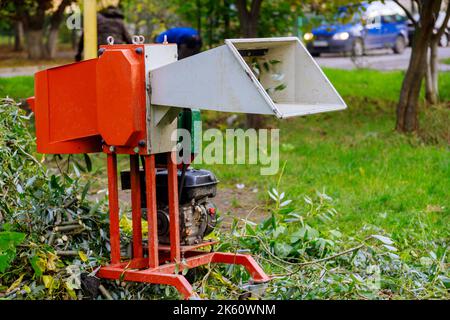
<box><xmin>121</xmin><ymin>168</ymin><xmax>218</xmax><ymax>245</ymax></box>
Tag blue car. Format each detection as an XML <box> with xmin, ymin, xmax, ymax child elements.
<box><xmin>304</xmin><ymin>1</ymin><xmax>409</xmax><ymax>57</ymax></box>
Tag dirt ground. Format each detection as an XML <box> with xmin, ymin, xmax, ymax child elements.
<box><xmin>212</xmin><ymin>186</ymin><xmax>268</xmax><ymax>229</ymax></box>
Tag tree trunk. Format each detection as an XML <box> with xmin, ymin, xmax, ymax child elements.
<box><xmin>396</xmin><ymin>0</ymin><xmax>440</xmax><ymax>133</ymax></box>
<box><xmin>14</xmin><ymin>21</ymin><xmax>24</xmax><ymax>52</ymax></box>
<box><xmin>425</xmin><ymin>39</ymin><xmax>439</xmax><ymax>104</ymax></box>
<box><xmin>46</xmin><ymin>28</ymin><xmax>59</xmax><ymax>59</ymax></box>
<box><xmin>25</xmin><ymin>29</ymin><xmax>46</xmax><ymax>59</ymax></box>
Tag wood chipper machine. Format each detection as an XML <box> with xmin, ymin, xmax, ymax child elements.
<box><xmin>27</xmin><ymin>37</ymin><xmax>346</xmax><ymax>299</ymax></box>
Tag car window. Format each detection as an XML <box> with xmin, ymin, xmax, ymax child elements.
<box><xmin>395</xmin><ymin>14</ymin><xmax>407</xmax><ymax>22</ymax></box>
<box><xmin>381</xmin><ymin>15</ymin><xmax>396</xmax><ymax>24</ymax></box>
<box><xmin>366</xmin><ymin>15</ymin><xmax>381</xmax><ymax>25</ymax></box>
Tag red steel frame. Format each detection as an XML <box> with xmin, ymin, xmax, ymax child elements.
<box><xmin>98</xmin><ymin>151</ymin><xmax>270</xmax><ymax>299</ymax></box>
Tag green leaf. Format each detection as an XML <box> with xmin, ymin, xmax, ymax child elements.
<box><xmin>245</xmin><ymin>223</ymin><xmax>256</xmax><ymax>236</ymax></box>
<box><xmin>72</xmin><ymin>163</ymin><xmax>81</xmax><ymax>178</ymax></box>
<box><xmin>30</xmin><ymin>255</ymin><xmax>44</xmax><ymax>277</ymax></box>
<box><xmin>372</xmin><ymin>234</ymin><xmax>394</xmax><ymax>245</ymax></box>
<box><xmin>274</xmin><ymin>242</ymin><xmax>292</xmax><ymax>258</ymax></box>
<box><xmin>0</xmin><ymin>232</ymin><xmax>26</xmax><ymax>273</ymax></box>
<box><xmin>290</xmin><ymin>228</ymin><xmax>306</xmax><ymax>243</ymax></box>
<box><xmin>383</xmin><ymin>244</ymin><xmax>397</xmax><ymax>252</ymax></box>
<box><xmin>83</xmin><ymin>154</ymin><xmax>92</xmax><ymax>172</ymax></box>
<box><xmin>274</xmin><ymin>83</ymin><xmax>287</xmax><ymax>92</ymax></box>
<box><xmin>305</xmin><ymin>225</ymin><xmax>319</xmax><ymax>240</ymax></box>
<box><xmin>81</xmin><ymin>182</ymin><xmax>91</xmax><ymax>202</ymax></box>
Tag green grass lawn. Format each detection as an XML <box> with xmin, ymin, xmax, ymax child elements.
<box><xmin>1</xmin><ymin>70</ymin><xmax>449</xmax><ymax>238</ymax></box>
<box><xmin>201</xmin><ymin>99</ymin><xmax>449</xmax><ymax>237</ymax></box>
<box><xmin>1</xmin><ymin>69</ymin><xmax>449</xmax><ymax>298</ymax></box>
<box><xmin>0</xmin><ymin>76</ymin><xmax>34</xmax><ymax>100</ymax></box>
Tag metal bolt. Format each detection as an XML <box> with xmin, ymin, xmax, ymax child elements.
<box><xmin>98</xmin><ymin>48</ymin><xmax>105</xmax><ymax>56</ymax></box>
<box><xmin>133</xmin><ymin>147</ymin><xmax>140</xmax><ymax>153</ymax></box>
<box><xmin>135</xmin><ymin>47</ymin><xmax>143</xmax><ymax>54</ymax></box>
<box><xmin>138</xmin><ymin>140</ymin><xmax>146</xmax><ymax>147</ymax></box>
<box><xmin>109</xmin><ymin>146</ymin><xmax>115</xmax><ymax>153</ymax></box>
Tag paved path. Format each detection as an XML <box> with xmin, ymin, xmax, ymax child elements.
<box><xmin>0</xmin><ymin>65</ymin><xmax>60</xmax><ymax>78</ymax></box>
<box><xmin>1</xmin><ymin>47</ymin><xmax>450</xmax><ymax>78</ymax></box>
<box><xmin>315</xmin><ymin>47</ymin><xmax>450</xmax><ymax>71</ymax></box>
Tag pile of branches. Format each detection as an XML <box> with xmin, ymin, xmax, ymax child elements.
<box><xmin>0</xmin><ymin>99</ymin><xmax>198</xmax><ymax>300</ymax></box>
<box><xmin>1</xmin><ymin>98</ymin><xmax>447</xmax><ymax>300</ymax></box>
<box><xmin>0</xmin><ymin>98</ymin><xmax>109</xmax><ymax>299</ymax></box>
<box><xmin>0</xmin><ymin>99</ymin><xmax>165</xmax><ymax>300</ymax></box>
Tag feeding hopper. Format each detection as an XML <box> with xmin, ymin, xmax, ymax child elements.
<box><xmin>150</xmin><ymin>37</ymin><xmax>346</xmax><ymax>118</ymax></box>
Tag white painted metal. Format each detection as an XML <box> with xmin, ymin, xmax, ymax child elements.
<box><xmin>144</xmin><ymin>44</ymin><xmax>179</xmax><ymax>154</ymax></box>
<box><xmin>150</xmin><ymin>37</ymin><xmax>346</xmax><ymax>119</ymax></box>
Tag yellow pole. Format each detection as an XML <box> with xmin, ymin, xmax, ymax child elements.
<box><xmin>83</xmin><ymin>0</ymin><xmax>97</xmax><ymax>60</ymax></box>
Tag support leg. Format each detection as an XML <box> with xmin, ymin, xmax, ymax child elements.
<box><xmin>130</xmin><ymin>154</ymin><xmax>143</xmax><ymax>259</ymax></box>
<box><xmin>212</xmin><ymin>252</ymin><xmax>271</xmax><ymax>283</ymax></box>
<box><xmin>98</xmin><ymin>267</ymin><xmax>196</xmax><ymax>299</ymax></box>
<box><xmin>167</xmin><ymin>152</ymin><xmax>180</xmax><ymax>262</ymax></box>
<box><xmin>107</xmin><ymin>153</ymin><xmax>121</xmax><ymax>264</ymax></box>
<box><xmin>144</xmin><ymin>154</ymin><xmax>159</xmax><ymax>268</ymax></box>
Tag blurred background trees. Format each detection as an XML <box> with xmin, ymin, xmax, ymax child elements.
<box><xmin>0</xmin><ymin>0</ymin><xmax>75</xmax><ymax>59</ymax></box>
<box><xmin>0</xmin><ymin>0</ymin><xmax>448</xmax><ymax>133</ymax></box>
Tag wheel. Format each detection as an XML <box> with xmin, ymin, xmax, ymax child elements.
<box><xmin>393</xmin><ymin>36</ymin><xmax>406</xmax><ymax>54</ymax></box>
<box><xmin>352</xmin><ymin>38</ymin><xmax>364</xmax><ymax>57</ymax></box>
<box><xmin>439</xmin><ymin>33</ymin><xmax>449</xmax><ymax>47</ymax></box>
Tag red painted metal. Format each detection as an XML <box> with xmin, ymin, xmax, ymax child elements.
<box><xmin>130</xmin><ymin>154</ymin><xmax>143</xmax><ymax>259</ymax></box>
<box><xmin>32</xmin><ymin>45</ymin><xmax>147</xmax><ymax>155</ymax></box>
<box><xmin>106</xmin><ymin>153</ymin><xmax>121</xmax><ymax>264</ymax></box>
<box><xmin>97</xmin><ymin>45</ymin><xmax>147</xmax><ymax>148</ymax></box>
<box><xmin>211</xmin><ymin>252</ymin><xmax>271</xmax><ymax>283</ymax></box>
<box><xmin>98</xmin><ymin>151</ymin><xmax>270</xmax><ymax>299</ymax></box>
<box><xmin>98</xmin><ymin>267</ymin><xmax>195</xmax><ymax>299</ymax></box>
<box><xmin>144</xmin><ymin>155</ymin><xmax>159</xmax><ymax>268</ymax></box>
<box><xmin>98</xmin><ymin>250</ymin><xmax>270</xmax><ymax>299</ymax></box>
<box><xmin>167</xmin><ymin>152</ymin><xmax>181</xmax><ymax>263</ymax></box>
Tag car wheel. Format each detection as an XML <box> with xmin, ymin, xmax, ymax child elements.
<box><xmin>439</xmin><ymin>33</ymin><xmax>449</xmax><ymax>47</ymax></box>
<box><xmin>352</xmin><ymin>38</ymin><xmax>364</xmax><ymax>57</ymax></box>
<box><xmin>393</xmin><ymin>36</ymin><xmax>406</xmax><ymax>54</ymax></box>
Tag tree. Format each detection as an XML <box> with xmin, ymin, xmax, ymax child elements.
<box><xmin>5</xmin><ymin>0</ymin><xmax>74</xmax><ymax>60</ymax></box>
<box><xmin>393</xmin><ymin>0</ymin><xmax>447</xmax><ymax>132</ymax></box>
<box><xmin>425</xmin><ymin>2</ymin><xmax>450</xmax><ymax>104</ymax></box>
<box><xmin>121</xmin><ymin>0</ymin><xmax>181</xmax><ymax>40</ymax></box>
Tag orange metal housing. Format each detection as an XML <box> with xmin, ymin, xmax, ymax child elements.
<box><xmin>31</xmin><ymin>44</ymin><xmax>147</xmax><ymax>155</ymax></box>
